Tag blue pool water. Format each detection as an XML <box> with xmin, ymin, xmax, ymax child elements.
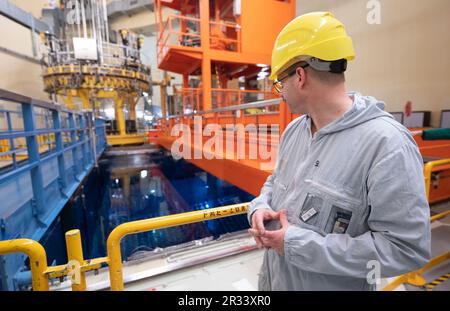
<box><xmin>38</xmin><ymin>148</ymin><xmax>254</xmax><ymax>265</ymax></box>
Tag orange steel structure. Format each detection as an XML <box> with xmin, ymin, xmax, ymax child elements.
<box><xmin>155</xmin><ymin>0</ymin><xmax>295</xmax><ymax>115</ymax></box>
<box><xmin>153</xmin><ymin>0</ymin><xmax>295</xmax><ymax>195</ymax></box>
<box><xmin>153</xmin><ymin>108</ymin><xmax>450</xmax><ymax>204</ymax></box>
<box><xmin>152</xmin><ymin>0</ymin><xmax>450</xmax><ymax>204</ymax></box>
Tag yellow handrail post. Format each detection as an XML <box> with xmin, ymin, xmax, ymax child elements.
<box><xmin>0</xmin><ymin>239</ymin><xmax>49</xmax><ymax>291</ymax></box>
<box><xmin>424</xmin><ymin>162</ymin><xmax>432</xmax><ymax>200</ymax></box>
<box><xmin>107</xmin><ymin>203</ymin><xmax>248</xmax><ymax>291</ymax></box>
<box><xmin>65</xmin><ymin>229</ymin><xmax>87</xmax><ymax>291</ymax></box>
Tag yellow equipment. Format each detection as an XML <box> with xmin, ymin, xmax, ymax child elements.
<box><xmin>40</xmin><ymin>0</ymin><xmax>152</xmax><ymax>146</ymax></box>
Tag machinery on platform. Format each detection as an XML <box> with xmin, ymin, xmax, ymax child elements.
<box><xmin>40</xmin><ymin>0</ymin><xmax>152</xmax><ymax>146</ymax></box>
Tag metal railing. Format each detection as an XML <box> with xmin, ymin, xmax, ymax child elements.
<box><xmin>157</xmin><ymin>14</ymin><xmax>242</xmax><ymax>64</ymax></box>
<box><xmin>0</xmin><ymin>203</ymin><xmax>249</xmax><ymax>291</ymax></box>
<box><xmin>157</xmin><ymin>15</ymin><xmax>202</xmax><ymax>64</ymax></box>
<box><xmin>107</xmin><ymin>202</ymin><xmax>248</xmax><ymax>290</ymax></box>
<box><xmin>209</xmin><ymin>20</ymin><xmax>241</xmax><ymax>52</ymax></box>
<box><xmin>172</xmin><ymin>87</ymin><xmax>203</xmax><ymax>114</ymax></box>
<box><xmin>170</xmin><ymin>88</ymin><xmax>279</xmax><ymax>117</ymax></box>
<box><xmin>211</xmin><ymin>89</ymin><xmax>278</xmax><ymax>110</ymax></box>
<box><xmin>0</xmin><ymin>89</ymin><xmax>107</xmax><ymax>290</ymax></box>
<box><xmin>382</xmin><ymin>250</ymin><xmax>450</xmax><ymax>291</ymax></box>
<box><xmin>1</xmin><ymin>159</ymin><xmax>450</xmax><ymax>291</ymax></box>
<box><xmin>0</xmin><ymin>239</ymin><xmax>49</xmax><ymax>291</ymax></box>
<box><xmin>42</xmin><ymin>37</ymin><xmax>147</xmax><ymax>72</ymax></box>
<box><xmin>424</xmin><ymin>158</ymin><xmax>450</xmax><ymax>200</ymax></box>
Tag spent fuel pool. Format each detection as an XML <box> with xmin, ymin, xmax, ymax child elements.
<box><xmin>39</xmin><ymin>147</ymin><xmax>254</xmax><ymax>265</ymax></box>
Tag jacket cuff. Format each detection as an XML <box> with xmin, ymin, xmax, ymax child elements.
<box><xmin>284</xmin><ymin>225</ymin><xmax>313</xmax><ymax>266</ymax></box>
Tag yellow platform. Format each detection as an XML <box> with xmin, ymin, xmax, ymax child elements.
<box><xmin>107</xmin><ymin>134</ymin><xmax>147</xmax><ymax>146</ymax></box>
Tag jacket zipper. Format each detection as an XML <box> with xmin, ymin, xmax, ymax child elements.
<box><xmin>305</xmin><ymin>179</ymin><xmax>362</xmax><ymax>206</ymax></box>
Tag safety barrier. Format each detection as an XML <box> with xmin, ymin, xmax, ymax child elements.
<box><xmin>382</xmin><ymin>251</ymin><xmax>450</xmax><ymax>291</ymax></box>
<box><xmin>170</xmin><ymin>87</ymin><xmax>278</xmax><ymax>115</ymax></box>
<box><xmin>0</xmin><ymin>203</ymin><xmax>249</xmax><ymax>291</ymax></box>
<box><xmin>1</xmin><ymin>157</ymin><xmax>449</xmax><ymax>291</ymax></box>
<box><xmin>424</xmin><ymin>158</ymin><xmax>450</xmax><ymax>200</ymax></box>
<box><xmin>157</xmin><ymin>15</ymin><xmax>202</xmax><ymax>64</ymax></box>
<box><xmin>157</xmin><ymin>14</ymin><xmax>242</xmax><ymax>64</ymax></box>
<box><xmin>0</xmin><ymin>239</ymin><xmax>49</xmax><ymax>291</ymax></box>
<box><xmin>163</xmin><ymin>97</ymin><xmax>292</xmax><ymax>137</ymax></box>
<box><xmin>0</xmin><ymin>89</ymin><xmax>107</xmax><ymax>290</ymax></box>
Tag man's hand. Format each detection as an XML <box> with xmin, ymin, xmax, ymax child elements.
<box><xmin>248</xmin><ymin>208</ymin><xmax>280</xmax><ymax>248</ymax></box>
<box><xmin>260</xmin><ymin>209</ymin><xmax>290</xmax><ymax>256</ymax></box>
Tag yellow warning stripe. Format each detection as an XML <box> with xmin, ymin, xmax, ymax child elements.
<box><xmin>423</xmin><ymin>273</ymin><xmax>450</xmax><ymax>291</ymax></box>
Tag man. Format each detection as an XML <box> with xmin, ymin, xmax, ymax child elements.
<box><xmin>247</xmin><ymin>12</ymin><xmax>431</xmax><ymax>291</ymax></box>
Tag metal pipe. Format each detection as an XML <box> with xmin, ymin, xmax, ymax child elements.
<box><xmin>75</xmin><ymin>0</ymin><xmax>81</xmax><ymax>37</ymax></box>
<box><xmin>90</xmin><ymin>0</ymin><xmax>97</xmax><ymax>60</ymax></box>
<box><xmin>114</xmin><ymin>95</ymin><xmax>126</xmax><ymax>136</ymax></box>
<box><xmin>95</xmin><ymin>0</ymin><xmax>103</xmax><ymax>64</ymax></box>
<box><xmin>107</xmin><ymin>203</ymin><xmax>249</xmax><ymax>290</ymax></box>
<box><xmin>382</xmin><ymin>251</ymin><xmax>450</xmax><ymax>291</ymax></box>
<box><xmin>81</xmin><ymin>0</ymin><xmax>87</xmax><ymax>38</ymax></box>
<box><xmin>89</xmin><ymin>112</ymin><xmax>98</xmax><ymax>167</ymax></box>
<box><xmin>65</xmin><ymin>229</ymin><xmax>87</xmax><ymax>291</ymax></box>
<box><xmin>0</xmin><ymin>239</ymin><xmax>49</xmax><ymax>291</ymax></box>
<box><xmin>431</xmin><ymin>210</ymin><xmax>450</xmax><ymax>222</ymax></box>
<box><xmin>167</xmin><ymin>98</ymin><xmax>281</xmax><ymax>118</ymax></box>
<box><xmin>102</xmin><ymin>0</ymin><xmax>110</xmax><ymax>43</ymax></box>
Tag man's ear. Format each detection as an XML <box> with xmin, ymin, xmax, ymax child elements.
<box><xmin>295</xmin><ymin>67</ymin><xmax>307</xmax><ymax>88</ymax></box>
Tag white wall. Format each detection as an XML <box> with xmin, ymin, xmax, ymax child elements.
<box><xmin>0</xmin><ymin>15</ymin><xmax>48</xmax><ymax>100</ymax></box>
<box><xmin>8</xmin><ymin>0</ymin><xmax>50</xmax><ymax>18</ymax></box>
<box><xmin>297</xmin><ymin>0</ymin><xmax>450</xmax><ymax>127</ymax></box>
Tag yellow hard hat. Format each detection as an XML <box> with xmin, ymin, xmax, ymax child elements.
<box><xmin>269</xmin><ymin>12</ymin><xmax>355</xmax><ymax>80</ymax></box>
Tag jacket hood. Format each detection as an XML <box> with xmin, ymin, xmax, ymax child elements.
<box><xmin>316</xmin><ymin>91</ymin><xmax>393</xmax><ymax>135</ymax></box>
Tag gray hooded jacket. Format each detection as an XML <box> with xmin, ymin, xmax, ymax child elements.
<box><xmin>247</xmin><ymin>92</ymin><xmax>431</xmax><ymax>291</ymax></box>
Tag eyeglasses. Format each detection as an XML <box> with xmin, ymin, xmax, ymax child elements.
<box><xmin>273</xmin><ymin>62</ymin><xmax>309</xmax><ymax>94</ymax></box>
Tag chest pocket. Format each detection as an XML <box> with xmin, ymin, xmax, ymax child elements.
<box><xmin>296</xmin><ymin>180</ymin><xmax>362</xmax><ymax>237</ymax></box>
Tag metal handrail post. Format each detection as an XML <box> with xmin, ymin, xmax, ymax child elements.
<box><xmin>0</xmin><ymin>239</ymin><xmax>49</xmax><ymax>291</ymax></box>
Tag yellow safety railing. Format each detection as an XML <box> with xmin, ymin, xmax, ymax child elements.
<box><xmin>0</xmin><ymin>239</ymin><xmax>49</xmax><ymax>291</ymax></box>
<box><xmin>382</xmin><ymin>251</ymin><xmax>450</xmax><ymax>291</ymax></box>
<box><xmin>107</xmin><ymin>202</ymin><xmax>248</xmax><ymax>290</ymax></box>
<box><xmin>0</xmin><ymin>203</ymin><xmax>248</xmax><ymax>291</ymax></box>
<box><xmin>0</xmin><ymin>139</ymin><xmax>9</xmax><ymax>160</ymax></box>
<box><xmin>424</xmin><ymin>158</ymin><xmax>450</xmax><ymax>200</ymax></box>
<box><xmin>382</xmin><ymin>158</ymin><xmax>450</xmax><ymax>291</ymax></box>
<box><xmin>0</xmin><ymin>134</ymin><xmax>56</xmax><ymax>162</ymax></box>
<box><xmin>2</xmin><ymin>159</ymin><xmax>449</xmax><ymax>291</ymax></box>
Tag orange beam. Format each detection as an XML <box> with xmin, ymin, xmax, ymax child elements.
<box><xmin>157</xmin><ymin>136</ymin><xmax>269</xmax><ymax>196</ymax></box>
<box><xmin>155</xmin><ymin>115</ymin><xmax>450</xmax><ymax>201</ymax></box>
<box><xmin>200</xmin><ymin>0</ymin><xmax>212</xmax><ymax>111</ymax></box>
